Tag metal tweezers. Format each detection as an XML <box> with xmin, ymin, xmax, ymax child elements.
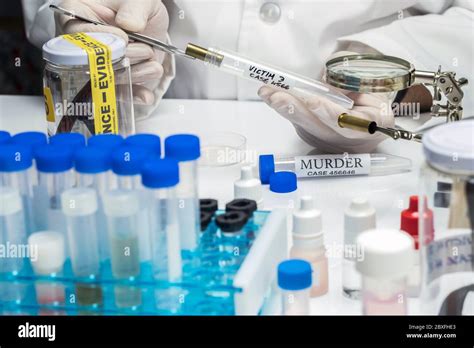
<box><xmin>49</xmin><ymin>4</ymin><xmax>193</xmax><ymax>59</ymax></box>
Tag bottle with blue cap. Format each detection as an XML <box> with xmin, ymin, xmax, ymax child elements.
<box><xmin>0</xmin><ymin>144</ymin><xmax>36</xmax><ymax>233</ymax></box>
<box><xmin>265</xmin><ymin>171</ymin><xmax>298</xmax><ymax>213</ymax></box>
<box><xmin>34</xmin><ymin>144</ymin><xmax>75</xmax><ymax>240</ymax></box>
<box><xmin>142</xmin><ymin>159</ymin><xmax>182</xmax><ymax>284</ymax></box>
<box><xmin>278</xmin><ymin>259</ymin><xmax>312</xmax><ymax>315</ymax></box>
<box><xmin>75</xmin><ymin>146</ymin><xmax>114</xmax><ymax>261</ymax></box>
<box><xmin>111</xmin><ymin>144</ymin><xmax>152</xmax><ymax>261</ymax></box>
<box><xmin>165</xmin><ymin>134</ymin><xmax>201</xmax><ymax>251</ymax></box>
<box><xmin>11</xmin><ymin>131</ymin><xmax>48</xmax><ymax>150</ymax></box>
<box><xmin>102</xmin><ymin>188</ymin><xmax>142</xmax><ymax>309</ymax></box>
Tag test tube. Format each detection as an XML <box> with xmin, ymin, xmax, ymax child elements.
<box><xmin>10</xmin><ymin>132</ymin><xmax>48</xmax><ymax>228</ymax></box>
<box><xmin>265</xmin><ymin>171</ymin><xmax>298</xmax><ymax>214</ymax></box>
<box><xmin>0</xmin><ymin>187</ymin><xmax>27</xmax><ymax>304</ymax></box>
<box><xmin>102</xmin><ymin>190</ymin><xmax>142</xmax><ymax>308</ymax></box>
<box><xmin>165</xmin><ymin>134</ymin><xmax>201</xmax><ymax>251</ymax></box>
<box><xmin>74</xmin><ymin>147</ymin><xmax>113</xmax><ymax>261</ymax></box>
<box><xmin>278</xmin><ymin>259</ymin><xmax>312</xmax><ymax>315</ymax></box>
<box><xmin>215</xmin><ymin>211</ymin><xmax>250</xmax><ymax>259</ymax></box>
<box><xmin>34</xmin><ymin>145</ymin><xmax>74</xmax><ymax>242</ymax></box>
<box><xmin>111</xmin><ymin>145</ymin><xmax>151</xmax><ymax>261</ymax></box>
<box><xmin>61</xmin><ymin>187</ymin><xmax>102</xmax><ymax>309</ymax></box>
<box><xmin>0</xmin><ymin>187</ymin><xmax>27</xmax><ymax>274</ymax></box>
<box><xmin>28</xmin><ymin>231</ymin><xmax>66</xmax><ymax>315</ymax></box>
<box><xmin>356</xmin><ymin>229</ymin><xmax>414</xmax><ymax>315</ymax></box>
<box><xmin>258</xmin><ymin>153</ymin><xmax>412</xmax><ymax>184</ymax></box>
<box><xmin>0</xmin><ymin>144</ymin><xmax>36</xmax><ymax>234</ymax></box>
<box><xmin>185</xmin><ymin>44</ymin><xmax>354</xmax><ymax>109</ymax></box>
<box><xmin>141</xmin><ymin>159</ymin><xmax>182</xmax><ymax>282</ymax></box>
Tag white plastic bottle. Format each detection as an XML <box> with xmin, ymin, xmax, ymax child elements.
<box><xmin>343</xmin><ymin>197</ymin><xmax>376</xmax><ymax>300</ymax></box>
<box><xmin>290</xmin><ymin>196</ymin><xmax>328</xmax><ymax>297</ymax></box>
<box><xmin>278</xmin><ymin>259</ymin><xmax>312</xmax><ymax>315</ymax></box>
<box><xmin>356</xmin><ymin>229</ymin><xmax>414</xmax><ymax>315</ymax></box>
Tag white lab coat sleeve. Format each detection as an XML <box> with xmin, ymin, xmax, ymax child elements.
<box><xmin>22</xmin><ymin>0</ymin><xmax>58</xmax><ymax>47</ymax></box>
<box><xmin>336</xmin><ymin>2</ymin><xmax>474</xmax><ymax>116</ymax></box>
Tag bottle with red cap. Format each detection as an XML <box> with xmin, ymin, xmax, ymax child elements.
<box><xmin>400</xmin><ymin>195</ymin><xmax>434</xmax><ymax>297</ymax></box>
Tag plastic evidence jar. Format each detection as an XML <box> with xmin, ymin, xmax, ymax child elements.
<box><xmin>42</xmin><ymin>32</ymin><xmax>134</xmax><ymax>137</ymax></box>
<box><xmin>419</xmin><ymin>120</ymin><xmax>474</xmax><ymax>315</ymax></box>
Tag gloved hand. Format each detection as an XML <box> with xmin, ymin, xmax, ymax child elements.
<box><xmin>56</xmin><ymin>0</ymin><xmax>169</xmax><ymax>106</ymax></box>
<box><xmin>258</xmin><ymin>53</ymin><xmax>394</xmax><ymax>153</ymax></box>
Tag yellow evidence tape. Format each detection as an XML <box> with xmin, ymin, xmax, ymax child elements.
<box><xmin>63</xmin><ymin>32</ymin><xmax>119</xmax><ymax>134</ymax></box>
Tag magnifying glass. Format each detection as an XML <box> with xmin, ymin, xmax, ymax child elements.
<box><xmin>325</xmin><ymin>54</ymin><xmax>469</xmax><ymax>141</ymax></box>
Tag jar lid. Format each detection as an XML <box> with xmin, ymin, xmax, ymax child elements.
<box><xmin>42</xmin><ymin>32</ymin><xmax>126</xmax><ymax>66</ymax></box>
<box><xmin>423</xmin><ymin>120</ymin><xmax>474</xmax><ymax>175</ymax></box>
<box><xmin>356</xmin><ymin>229</ymin><xmax>414</xmax><ymax>279</ymax></box>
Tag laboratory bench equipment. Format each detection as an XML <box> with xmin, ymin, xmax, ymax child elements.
<box><xmin>1</xmin><ymin>94</ymin><xmax>471</xmax><ymax>316</ymax></box>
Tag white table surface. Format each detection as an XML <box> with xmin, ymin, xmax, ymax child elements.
<box><xmin>0</xmin><ymin>95</ymin><xmax>430</xmax><ymax>315</ymax></box>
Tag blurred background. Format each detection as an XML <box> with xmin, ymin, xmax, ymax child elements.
<box><xmin>0</xmin><ymin>1</ymin><xmax>42</xmax><ymax>95</ymax></box>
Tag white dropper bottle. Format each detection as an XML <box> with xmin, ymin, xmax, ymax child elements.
<box><xmin>234</xmin><ymin>166</ymin><xmax>263</xmax><ymax>209</ymax></box>
<box><xmin>343</xmin><ymin>197</ymin><xmax>376</xmax><ymax>300</ymax></box>
<box><xmin>289</xmin><ymin>196</ymin><xmax>328</xmax><ymax>297</ymax></box>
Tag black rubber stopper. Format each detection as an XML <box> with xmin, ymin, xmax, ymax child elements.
<box><xmin>225</xmin><ymin>199</ymin><xmax>257</xmax><ymax>217</ymax></box>
<box><xmin>200</xmin><ymin>211</ymin><xmax>213</xmax><ymax>232</ymax></box>
<box><xmin>215</xmin><ymin>211</ymin><xmax>249</xmax><ymax>233</ymax></box>
<box><xmin>200</xmin><ymin>198</ymin><xmax>218</xmax><ymax>214</ymax></box>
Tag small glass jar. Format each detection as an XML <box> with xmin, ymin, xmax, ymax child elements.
<box><xmin>42</xmin><ymin>32</ymin><xmax>135</xmax><ymax>138</ymax></box>
<box><xmin>419</xmin><ymin>120</ymin><xmax>474</xmax><ymax>315</ymax></box>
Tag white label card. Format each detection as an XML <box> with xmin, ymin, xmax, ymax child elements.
<box><xmin>294</xmin><ymin>154</ymin><xmax>371</xmax><ymax>178</ymax></box>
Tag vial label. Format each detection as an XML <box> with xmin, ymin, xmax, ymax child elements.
<box><xmin>294</xmin><ymin>154</ymin><xmax>371</xmax><ymax>178</ymax></box>
<box><xmin>243</xmin><ymin>64</ymin><xmax>295</xmax><ymax>90</ymax></box>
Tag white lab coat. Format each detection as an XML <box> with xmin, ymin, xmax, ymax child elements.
<box><xmin>22</xmin><ymin>0</ymin><xmax>474</xmax><ymax>116</ymax></box>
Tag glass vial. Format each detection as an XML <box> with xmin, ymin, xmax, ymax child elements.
<box><xmin>278</xmin><ymin>259</ymin><xmax>312</xmax><ymax>315</ymax></box>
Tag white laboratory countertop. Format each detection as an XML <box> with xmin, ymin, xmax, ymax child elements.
<box><xmin>0</xmin><ymin>95</ymin><xmax>427</xmax><ymax>315</ymax></box>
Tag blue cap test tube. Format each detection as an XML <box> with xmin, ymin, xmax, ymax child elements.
<box><xmin>142</xmin><ymin>159</ymin><xmax>182</xmax><ymax>282</ymax></box>
<box><xmin>102</xmin><ymin>189</ymin><xmax>142</xmax><ymax>309</ymax></box>
<box><xmin>165</xmin><ymin>134</ymin><xmax>201</xmax><ymax>251</ymax></box>
<box><xmin>34</xmin><ymin>145</ymin><xmax>75</xmax><ymax>241</ymax></box>
<box><xmin>74</xmin><ymin>147</ymin><xmax>113</xmax><ymax>261</ymax></box>
<box><xmin>88</xmin><ymin>134</ymin><xmax>124</xmax><ymax>151</ymax></box>
<box><xmin>49</xmin><ymin>133</ymin><xmax>86</xmax><ymax>152</ymax></box>
<box><xmin>0</xmin><ymin>144</ymin><xmax>36</xmax><ymax>234</ymax></box>
<box><xmin>125</xmin><ymin>134</ymin><xmax>161</xmax><ymax>158</ymax></box>
<box><xmin>111</xmin><ymin>145</ymin><xmax>151</xmax><ymax>261</ymax></box>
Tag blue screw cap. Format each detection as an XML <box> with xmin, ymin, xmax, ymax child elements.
<box><xmin>125</xmin><ymin>134</ymin><xmax>161</xmax><ymax>157</ymax></box>
<box><xmin>49</xmin><ymin>133</ymin><xmax>86</xmax><ymax>151</ymax></box>
<box><xmin>141</xmin><ymin>159</ymin><xmax>180</xmax><ymax>189</ymax></box>
<box><xmin>75</xmin><ymin>147</ymin><xmax>111</xmax><ymax>174</ymax></box>
<box><xmin>269</xmin><ymin>171</ymin><xmax>297</xmax><ymax>193</ymax></box>
<box><xmin>0</xmin><ymin>144</ymin><xmax>33</xmax><ymax>172</ymax></box>
<box><xmin>88</xmin><ymin>134</ymin><xmax>124</xmax><ymax>150</ymax></box>
<box><xmin>0</xmin><ymin>131</ymin><xmax>10</xmax><ymax>144</ymax></box>
<box><xmin>164</xmin><ymin>134</ymin><xmax>200</xmax><ymax>162</ymax></box>
<box><xmin>111</xmin><ymin>145</ymin><xmax>148</xmax><ymax>176</ymax></box>
<box><xmin>278</xmin><ymin>259</ymin><xmax>312</xmax><ymax>291</ymax></box>
<box><xmin>11</xmin><ymin>131</ymin><xmax>47</xmax><ymax>149</ymax></box>
<box><xmin>35</xmin><ymin>145</ymin><xmax>74</xmax><ymax>173</ymax></box>
<box><xmin>259</xmin><ymin>154</ymin><xmax>275</xmax><ymax>184</ymax></box>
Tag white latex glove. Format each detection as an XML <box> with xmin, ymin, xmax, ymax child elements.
<box><xmin>258</xmin><ymin>53</ymin><xmax>394</xmax><ymax>153</ymax></box>
<box><xmin>56</xmin><ymin>0</ymin><xmax>169</xmax><ymax>106</ymax></box>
